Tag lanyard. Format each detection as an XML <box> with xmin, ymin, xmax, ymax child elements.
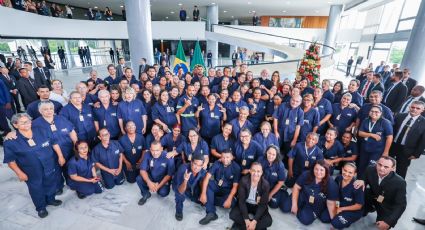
<box><xmin>368</xmin><ymin>120</ymin><xmax>377</xmax><ymax>133</ymax></box>
<box><xmin>304</xmin><ymin>144</ymin><xmax>316</xmax><ymax>158</ymax></box>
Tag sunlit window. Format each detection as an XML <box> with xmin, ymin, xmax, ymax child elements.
<box><xmin>400</xmin><ymin>0</ymin><xmax>421</xmax><ymax>19</ymax></box>
<box><xmin>378</xmin><ymin>0</ymin><xmax>404</xmax><ymax>34</ymax></box>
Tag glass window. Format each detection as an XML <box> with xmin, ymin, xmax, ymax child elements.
<box><xmin>374</xmin><ymin>43</ymin><xmax>392</xmax><ymax>49</ymax></box>
<box><xmin>378</xmin><ymin>0</ymin><xmax>404</xmax><ymax>34</ymax></box>
<box><xmin>400</xmin><ymin>0</ymin><xmax>421</xmax><ymax>19</ymax></box>
<box><xmin>370</xmin><ymin>50</ymin><xmax>390</xmax><ymax>66</ymax></box>
<box><xmin>397</xmin><ymin>19</ymin><xmax>416</xmax><ymax>31</ymax></box>
<box><xmin>389</xmin><ymin>41</ymin><xmax>407</xmax><ymax>64</ymax></box>
<box><xmin>363</xmin><ymin>25</ymin><xmax>379</xmax><ymax>35</ymax></box>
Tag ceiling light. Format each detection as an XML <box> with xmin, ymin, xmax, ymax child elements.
<box><xmin>282</xmin><ymin>10</ymin><xmax>287</xmax><ymax>13</ymax></box>
<box><xmin>231</xmin><ymin>16</ymin><xmax>234</xmax><ymax>18</ymax></box>
<box><xmin>94</xmin><ymin>6</ymin><xmax>98</xmax><ymax>9</ymax></box>
<box><xmin>223</xmin><ymin>10</ymin><xmax>227</xmax><ymax>13</ymax></box>
<box><xmin>120</xmin><ymin>5</ymin><xmax>124</xmax><ymax>8</ymax></box>
<box><xmin>252</xmin><ymin>10</ymin><xmax>256</xmax><ymax>13</ymax></box>
<box><xmin>211</xmin><ymin>2</ymin><xmax>216</xmax><ymax>5</ymax></box>
<box><xmin>315</xmin><ymin>10</ymin><xmax>319</xmax><ymax>13</ymax></box>
<box><xmin>178</xmin><ymin>3</ymin><xmax>182</xmax><ymax>6</ymax></box>
<box><xmin>166</xmin><ymin>16</ymin><xmax>169</xmax><ymax>19</ymax></box>
<box><xmin>170</xmin><ymin>11</ymin><xmax>175</xmax><ymax>14</ymax></box>
<box><xmin>248</xmin><ymin>2</ymin><xmax>252</xmax><ymax>4</ymax></box>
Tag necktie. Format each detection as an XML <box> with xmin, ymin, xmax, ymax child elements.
<box><xmin>361</xmin><ymin>81</ymin><xmax>371</xmax><ymax>97</ymax></box>
<box><xmin>40</xmin><ymin>68</ymin><xmax>47</xmax><ymax>80</ymax></box>
<box><xmin>400</xmin><ymin>97</ymin><xmax>414</xmax><ymax>113</ymax></box>
<box><xmin>396</xmin><ymin>118</ymin><xmax>413</xmax><ymax>144</ymax></box>
<box><xmin>28</xmin><ymin>78</ymin><xmax>36</xmax><ymax>90</ymax></box>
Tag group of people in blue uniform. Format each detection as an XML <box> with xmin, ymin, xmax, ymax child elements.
<box><xmin>3</xmin><ymin>60</ymin><xmax>423</xmax><ymax>229</ymax></box>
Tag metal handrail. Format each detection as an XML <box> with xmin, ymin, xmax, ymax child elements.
<box><xmin>211</xmin><ymin>24</ymin><xmax>335</xmax><ymax>68</ymax></box>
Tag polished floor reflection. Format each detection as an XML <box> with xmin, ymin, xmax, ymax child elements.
<box><xmin>0</xmin><ymin>148</ymin><xmax>424</xmax><ymax>229</ymax></box>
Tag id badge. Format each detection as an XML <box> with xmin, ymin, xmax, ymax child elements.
<box><xmin>309</xmin><ymin>195</ymin><xmax>315</xmax><ymax>204</ymax></box>
<box><xmin>285</xmin><ymin>119</ymin><xmax>289</xmax><ymax>125</ymax></box>
<box><xmin>79</xmin><ymin>115</ymin><xmax>84</xmax><ymax>121</ymax></box>
<box><xmin>256</xmin><ymin>196</ymin><xmax>261</xmax><ymax>204</ymax></box>
<box><xmin>132</xmin><ymin>147</ymin><xmax>136</xmax><ymax>154</ymax></box>
<box><xmin>336</xmin><ymin>201</ymin><xmax>340</xmax><ymax>208</ymax></box>
<box><xmin>28</xmin><ymin>139</ymin><xmax>36</xmax><ymax>147</ymax></box>
<box><xmin>336</xmin><ymin>114</ymin><xmax>341</xmax><ymax>121</ymax></box>
<box><xmin>188</xmin><ymin>154</ymin><xmax>192</xmax><ymax>161</ymax></box>
<box><xmin>103</xmin><ymin>120</ymin><xmax>107</xmax><ymax>127</ymax></box>
<box><xmin>150</xmin><ymin>160</ymin><xmax>154</xmax><ymax>168</ymax></box>
<box><xmin>166</xmin><ymin>106</ymin><xmax>171</xmax><ymax>113</ymax></box>
<box><xmin>236</xmin><ymin>107</ymin><xmax>239</xmax><ymax>112</ymax></box>
<box><xmin>304</xmin><ymin>160</ymin><xmax>309</xmax><ymax>168</ymax></box>
<box><xmin>242</xmin><ymin>159</ymin><xmax>247</xmax><ymax>166</ymax></box>
<box><xmin>50</xmin><ymin>124</ymin><xmax>57</xmax><ymax>132</ymax></box>
<box><xmin>377</xmin><ymin>195</ymin><xmax>384</xmax><ymax>203</ymax></box>
<box><xmin>210</xmin><ymin>112</ymin><xmax>215</xmax><ymax>118</ymax></box>
<box><xmin>218</xmin><ymin>179</ymin><xmax>223</xmax><ymax>186</ymax></box>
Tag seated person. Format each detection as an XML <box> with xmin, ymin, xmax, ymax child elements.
<box><xmin>229</xmin><ymin>162</ymin><xmax>273</xmax><ymax>230</ymax></box>
<box><xmin>354</xmin><ymin>156</ymin><xmax>407</xmax><ymax>230</ymax></box>
<box><xmin>330</xmin><ymin>162</ymin><xmax>364</xmax><ymax>229</ymax></box>
<box><xmin>317</xmin><ymin>127</ymin><xmax>344</xmax><ymax>175</ymax></box>
<box><xmin>68</xmin><ymin>141</ymin><xmax>102</xmax><ymax>199</ymax></box>
<box><xmin>173</xmin><ymin>154</ymin><xmax>207</xmax><ymax>221</ymax></box>
<box><xmin>280</xmin><ymin>160</ymin><xmax>338</xmax><ymax>226</ymax></box>
<box><xmin>198</xmin><ymin>150</ymin><xmax>240</xmax><ymax>225</ymax></box>
<box><xmin>286</xmin><ymin>132</ymin><xmax>323</xmax><ymax>187</ymax></box>
<box><xmin>233</xmin><ymin>128</ymin><xmax>263</xmax><ymax>175</ymax></box>
<box><xmin>253</xmin><ymin>121</ymin><xmax>279</xmax><ymax>152</ymax></box>
<box><xmin>136</xmin><ymin>141</ymin><xmax>175</xmax><ymax>205</ymax></box>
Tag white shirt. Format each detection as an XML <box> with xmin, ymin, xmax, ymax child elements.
<box><xmin>378</xmin><ymin>174</ymin><xmax>388</xmax><ymax>185</ymax></box>
<box><xmin>49</xmin><ymin>90</ymin><xmax>69</xmax><ymax>106</ymax></box>
<box><xmin>400</xmin><ymin>96</ymin><xmax>421</xmax><ymax>113</ymax></box>
<box><xmin>246</xmin><ymin>186</ymin><xmax>257</xmax><ymax>205</ymax></box>
<box><xmin>394</xmin><ymin>114</ymin><xmax>419</xmax><ymax>145</ymax></box>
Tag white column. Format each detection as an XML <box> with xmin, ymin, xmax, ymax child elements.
<box><xmin>323</xmin><ymin>5</ymin><xmax>343</xmax><ymax>55</ymax></box>
<box><xmin>229</xmin><ymin>19</ymin><xmax>239</xmax><ymax>56</ymax></box>
<box><xmin>207</xmin><ymin>5</ymin><xmax>219</xmax><ymax>67</ymax></box>
<box><xmin>124</xmin><ymin>0</ymin><xmax>154</xmax><ymax>67</ymax></box>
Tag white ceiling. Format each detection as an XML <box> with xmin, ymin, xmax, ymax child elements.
<box><xmin>49</xmin><ymin>0</ymin><xmax>353</xmax><ymax>21</ymax></box>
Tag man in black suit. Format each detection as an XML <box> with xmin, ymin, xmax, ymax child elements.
<box><xmin>355</xmin><ymin>156</ymin><xmax>407</xmax><ymax>230</ymax></box>
<box><xmin>0</xmin><ymin>66</ymin><xmax>22</xmax><ymax>113</ymax></box>
<box><xmin>138</xmin><ymin>58</ymin><xmax>149</xmax><ymax>79</ymax></box>
<box><xmin>346</xmin><ymin>56</ymin><xmax>353</xmax><ymax>76</ymax></box>
<box><xmin>390</xmin><ymin>101</ymin><xmax>425</xmax><ymax>178</ymax></box>
<box><xmin>9</xmin><ymin>58</ymin><xmax>22</xmax><ymax>81</ymax></box>
<box><xmin>374</xmin><ymin>60</ymin><xmax>385</xmax><ymax>73</ymax></box>
<box><xmin>231</xmin><ymin>50</ymin><xmax>238</xmax><ymax>67</ymax></box>
<box><xmin>380</xmin><ymin>65</ymin><xmax>392</xmax><ymax>84</ymax></box>
<box><xmin>193</xmin><ymin>5</ymin><xmax>200</xmax><ymax>21</ymax></box>
<box><xmin>207</xmin><ymin>50</ymin><xmax>212</xmax><ymax>68</ymax></box>
<box><xmin>33</xmin><ymin>60</ymin><xmax>51</xmax><ymax>89</ymax></box>
<box><xmin>16</xmin><ymin>68</ymin><xmax>39</xmax><ymax>108</ymax></box>
<box><xmin>383</xmin><ymin>71</ymin><xmax>408</xmax><ymax>113</ymax></box>
<box><xmin>367</xmin><ymin>73</ymin><xmax>385</xmax><ymax>100</ymax></box>
<box><xmin>358</xmin><ymin>70</ymin><xmax>373</xmax><ymax>98</ymax></box>
<box><xmin>399</xmin><ymin>85</ymin><xmax>425</xmax><ymax>114</ymax></box>
<box><xmin>401</xmin><ymin>68</ymin><xmax>417</xmax><ymax>95</ymax></box>
<box><xmin>116</xmin><ymin>58</ymin><xmax>126</xmax><ymax>78</ymax></box>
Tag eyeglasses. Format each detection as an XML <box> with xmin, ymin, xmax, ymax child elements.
<box><xmin>370</xmin><ymin>110</ymin><xmax>381</xmax><ymax>113</ymax></box>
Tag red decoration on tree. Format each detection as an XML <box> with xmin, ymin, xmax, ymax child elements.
<box><xmin>297</xmin><ymin>43</ymin><xmax>321</xmax><ymax>88</ymax></box>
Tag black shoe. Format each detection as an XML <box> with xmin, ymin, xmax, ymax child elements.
<box><xmin>137</xmin><ymin>193</ymin><xmax>151</xmax><ymax>206</ymax></box>
<box><xmin>175</xmin><ymin>212</ymin><xmax>183</xmax><ymax>221</ymax></box>
<box><xmin>56</xmin><ymin>188</ymin><xmax>63</xmax><ymax>196</ymax></box>
<box><xmin>199</xmin><ymin>212</ymin><xmax>218</xmax><ymax>225</ymax></box>
<box><xmin>47</xmin><ymin>199</ymin><xmax>62</xmax><ymax>206</ymax></box>
<box><xmin>413</xmin><ymin>217</ymin><xmax>425</xmax><ymax>225</ymax></box>
<box><xmin>38</xmin><ymin>209</ymin><xmax>48</xmax><ymax>218</ymax></box>
<box><xmin>77</xmin><ymin>192</ymin><xmax>86</xmax><ymax>199</ymax></box>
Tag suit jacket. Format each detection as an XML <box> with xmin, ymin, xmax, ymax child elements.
<box><xmin>138</xmin><ymin>64</ymin><xmax>150</xmax><ymax>78</ymax></box>
<box><xmin>383</xmin><ymin>82</ymin><xmax>408</xmax><ymax>112</ymax></box>
<box><xmin>237</xmin><ymin>175</ymin><xmax>270</xmax><ymax>220</ymax></box>
<box><xmin>392</xmin><ymin>113</ymin><xmax>425</xmax><ymax>158</ymax></box>
<box><xmin>363</xmin><ymin>166</ymin><xmax>406</xmax><ymax>227</ymax></box>
<box><xmin>116</xmin><ymin>64</ymin><xmax>126</xmax><ymax>79</ymax></box>
<box><xmin>0</xmin><ymin>74</ymin><xmax>17</xmax><ymax>91</ymax></box>
<box><xmin>380</xmin><ymin>71</ymin><xmax>391</xmax><ymax>84</ymax></box>
<box><xmin>17</xmin><ymin>77</ymin><xmax>39</xmax><ymax>107</ymax></box>
<box><xmin>374</xmin><ymin>65</ymin><xmax>385</xmax><ymax>73</ymax></box>
<box><xmin>33</xmin><ymin>67</ymin><xmax>51</xmax><ymax>89</ymax></box>
<box><xmin>403</xmin><ymin>78</ymin><xmax>417</xmax><ymax>94</ymax></box>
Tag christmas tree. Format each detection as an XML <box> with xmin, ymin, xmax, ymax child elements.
<box><xmin>296</xmin><ymin>43</ymin><xmax>321</xmax><ymax>87</ymax></box>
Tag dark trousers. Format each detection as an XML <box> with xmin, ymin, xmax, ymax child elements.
<box><xmin>389</xmin><ymin>143</ymin><xmax>411</xmax><ymax>179</ymax></box>
<box><xmin>229</xmin><ymin>203</ymin><xmax>272</xmax><ymax>230</ymax></box>
<box><xmin>207</xmin><ymin>58</ymin><xmax>212</xmax><ymax>68</ymax></box>
<box><xmin>232</xmin><ymin>60</ymin><xmax>236</xmax><ymax>67</ymax></box>
<box><xmin>346</xmin><ymin>66</ymin><xmax>352</xmax><ymax>76</ymax></box>
<box><xmin>11</xmin><ymin>93</ymin><xmax>23</xmax><ymax>113</ymax></box>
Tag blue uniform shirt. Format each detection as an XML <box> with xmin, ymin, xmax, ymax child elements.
<box><xmin>93</xmin><ymin>103</ymin><xmax>120</xmax><ymax>138</ymax></box>
<box><xmin>288</xmin><ymin>142</ymin><xmax>324</xmax><ymax>177</ymax></box>
<box><xmin>229</xmin><ymin>118</ymin><xmax>254</xmax><ymax>140</ymax></box>
<box><xmin>199</xmin><ymin>104</ymin><xmax>224</xmax><ymax>139</ymax></box>
<box><xmin>119</xmin><ymin>134</ymin><xmax>145</xmax><ymax>165</ymax></box>
<box><xmin>318</xmin><ymin>137</ymin><xmax>344</xmax><ymax>160</ymax></box>
<box><xmin>272</xmin><ymin>102</ymin><xmax>304</xmax><ymax>142</ymax></box>
<box><xmin>359</xmin><ymin>118</ymin><xmax>393</xmax><ymax>153</ymax></box>
<box><xmin>3</xmin><ymin>127</ymin><xmax>59</xmax><ymax>177</ymax></box>
<box><xmin>91</xmin><ymin>140</ymin><xmax>123</xmax><ymax>169</ymax></box>
<box><xmin>296</xmin><ymin>171</ymin><xmax>339</xmax><ymax>212</ymax></box>
<box><xmin>349</xmin><ymin>91</ymin><xmax>363</xmax><ymax>107</ymax></box>
<box><xmin>161</xmin><ymin>132</ymin><xmax>186</xmax><ymax>152</ymax></box>
<box><xmin>117</xmin><ymin>99</ymin><xmax>147</xmax><ymax>134</ymax></box>
<box><xmin>258</xmin><ymin>157</ymin><xmax>286</xmax><ymax>188</ymax></box>
<box><xmin>335</xmin><ymin>175</ymin><xmax>364</xmax><ymax>213</ymax></box>
<box><xmin>140</xmin><ymin>151</ymin><xmax>175</xmax><ymax>182</ymax></box>
<box><xmin>248</xmin><ymin>99</ymin><xmax>267</xmax><ymax>127</ymax></box>
<box><xmin>253</xmin><ymin>132</ymin><xmax>279</xmax><ymax>152</ymax></box>
<box><xmin>316</xmin><ymin>98</ymin><xmax>333</xmax><ymax>133</ymax></box>
<box><xmin>32</xmin><ymin>115</ymin><xmax>75</xmax><ymax>159</ymax></box>
<box><xmin>151</xmin><ymin>101</ymin><xmax>178</xmax><ymax>129</ymax></box>
<box><xmin>211</xmin><ymin>134</ymin><xmax>235</xmax><ymax>154</ymax></box>
<box><xmin>330</xmin><ymin>104</ymin><xmax>357</xmax><ymax>136</ymax></box>
<box><xmin>176</xmin><ymin>95</ymin><xmax>199</xmax><ymax>133</ymax></box>
<box><xmin>68</xmin><ymin>156</ymin><xmax>95</xmax><ymax>179</ymax></box>
<box><xmin>83</xmin><ymin>94</ymin><xmax>98</xmax><ymax>107</ymax></box>
<box><xmin>358</xmin><ymin>103</ymin><xmax>394</xmax><ymax>125</ymax></box>
<box><xmin>173</xmin><ymin>163</ymin><xmax>206</xmax><ymax>194</ymax></box>
<box><xmin>176</xmin><ymin>140</ymin><xmax>210</xmax><ymax>162</ymax></box>
<box><xmin>224</xmin><ymin>100</ymin><xmax>248</xmax><ymax>122</ymax></box>
<box><xmin>233</xmin><ymin>140</ymin><xmax>263</xmax><ymax>170</ymax></box>
<box><xmin>301</xmin><ymin>87</ymin><xmax>314</xmax><ymax>97</ymax></box>
<box><xmin>299</xmin><ymin>108</ymin><xmax>320</xmax><ymax>142</ymax></box>
<box><xmin>208</xmin><ymin>161</ymin><xmax>241</xmax><ymax>189</ymax></box>
<box><xmin>342</xmin><ymin>141</ymin><xmax>358</xmax><ymax>158</ymax></box>
<box><xmin>103</xmin><ymin>75</ymin><xmax>121</xmax><ymax>86</ymax></box>
<box><xmin>26</xmin><ymin>99</ymin><xmax>63</xmax><ymax>119</ymax></box>
<box><xmin>323</xmin><ymin>90</ymin><xmax>335</xmax><ymax>103</ymax></box>
<box><xmin>60</xmin><ymin>103</ymin><xmax>96</xmax><ymax>142</ymax></box>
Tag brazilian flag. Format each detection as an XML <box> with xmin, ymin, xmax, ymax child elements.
<box><xmin>173</xmin><ymin>40</ymin><xmax>189</xmax><ymax>75</ymax></box>
<box><xmin>190</xmin><ymin>40</ymin><xmax>206</xmax><ymax>71</ymax></box>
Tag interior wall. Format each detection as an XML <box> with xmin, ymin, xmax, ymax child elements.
<box><xmin>260</xmin><ymin>16</ymin><xmax>328</xmax><ymax>28</ymax></box>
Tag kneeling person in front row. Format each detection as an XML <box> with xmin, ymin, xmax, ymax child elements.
<box><xmin>136</xmin><ymin>140</ymin><xmax>175</xmax><ymax>205</ymax></box>
<box><xmin>173</xmin><ymin>154</ymin><xmax>207</xmax><ymax>221</ymax></box>
<box><xmin>229</xmin><ymin>162</ymin><xmax>273</xmax><ymax>230</ymax></box>
<box><xmin>199</xmin><ymin>149</ymin><xmax>241</xmax><ymax>225</ymax></box>
<box><xmin>68</xmin><ymin>141</ymin><xmax>103</xmax><ymax>199</ymax></box>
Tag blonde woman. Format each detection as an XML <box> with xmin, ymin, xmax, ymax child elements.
<box><xmin>49</xmin><ymin>79</ymin><xmax>69</xmax><ymax>106</ymax></box>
